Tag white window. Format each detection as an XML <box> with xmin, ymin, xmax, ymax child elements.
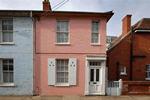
<box><xmin>146</xmin><ymin>65</ymin><xmax>150</xmax><ymax>79</ymax></box>
<box><xmin>1</xmin><ymin>19</ymin><xmax>13</xmax><ymax>43</ymax></box>
<box><xmin>56</xmin><ymin>59</ymin><xmax>69</xmax><ymax>84</ymax></box>
<box><xmin>48</xmin><ymin>58</ymin><xmax>77</xmax><ymax>86</ymax></box>
<box><xmin>56</xmin><ymin>21</ymin><xmax>69</xmax><ymax>43</ymax></box>
<box><xmin>120</xmin><ymin>66</ymin><xmax>126</xmax><ymax>75</ymax></box>
<box><xmin>92</xmin><ymin>21</ymin><xmax>99</xmax><ymax>44</ymax></box>
<box><xmin>2</xmin><ymin>59</ymin><xmax>14</xmax><ymax>84</ymax></box>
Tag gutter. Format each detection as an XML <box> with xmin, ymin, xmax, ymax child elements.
<box><xmin>130</xmin><ymin>26</ymin><xmax>133</xmax><ymax>81</ymax></box>
<box><xmin>135</xmin><ymin>30</ymin><xmax>150</xmax><ymax>33</ymax></box>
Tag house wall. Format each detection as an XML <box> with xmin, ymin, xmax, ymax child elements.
<box><xmin>0</xmin><ymin>17</ymin><xmax>33</xmax><ymax>95</ymax></box>
<box><xmin>34</xmin><ymin>15</ymin><xmax>107</xmax><ymax>95</ymax></box>
<box><xmin>107</xmin><ymin>32</ymin><xmax>150</xmax><ymax>81</ymax></box>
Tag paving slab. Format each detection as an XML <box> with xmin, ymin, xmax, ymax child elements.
<box><xmin>62</xmin><ymin>95</ymin><xmax>80</xmax><ymax>100</ymax></box>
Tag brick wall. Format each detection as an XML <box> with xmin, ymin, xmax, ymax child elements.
<box><xmin>122</xmin><ymin>81</ymin><xmax>150</xmax><ymax>95</ymax></box>
<box><xmin>107</xmin><ymin>32</ymin><xmax>150</xmax><ymax>81</ymax></box>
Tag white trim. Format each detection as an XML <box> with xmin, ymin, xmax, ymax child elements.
<box><xmin>85</xmin><ymin>58</ymin><xmax>106</xmax><ymax>95</ymax></box>
<box><xmin>91</xmin><ymin>43</ymin><xmax>101</xmax><ymax>46</ymax></box>
<box><xmin>0</xmin><ymin>42</ymin><xmax>14</xmax><ymax>45</ymax></box>
<box><xmin>145</xmin><ymin>78</ymin><xmax>150</xmax><ymax>80</ymax></box>
<box><xmin>55</xmin><ymin>43</ymin><xmax>70</xmax><ymax>45</ymax></box>
<box><xmin>55</xmin><ymin>83</ymin><xmax>69</xmax><ymax>86</ymax></box>
<box><xmin>120</xmin><ymin>73</ymin><xmax>127</xmax><ymax>75</ymax></box>
<box><xmin>0</xmin><ymin>83</ymin><xmax>14</xmax><ymax>87</ymax></box>
<box><xmin>135</xmin><ymin>30</ymin><xmax>150</xmax><ymax>33</ymax></box>
<box><xmin>86</xmin><ymin>56</ymin><xmax>106</xmax><ymax>60</ymax></box>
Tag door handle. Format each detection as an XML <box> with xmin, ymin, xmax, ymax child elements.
<box><xmin>93</xmin><ymin>82</ymin><xmax>97</xmax><ymax>84</ymax></box>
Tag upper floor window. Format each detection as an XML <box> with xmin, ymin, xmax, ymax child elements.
<box><xmin>92</xmin><ymin>21</ymin><xmax>99</xmax><ymax>44</ymax></box>
<box><xmin>2</xmin><ymin>19</ymin><xmax>13</xmax><ymax>43</ymax></box>
<box><xmin>56</xmin><ymin>21</ymin><xmax>69</xmax><ymax>43</ymax></box>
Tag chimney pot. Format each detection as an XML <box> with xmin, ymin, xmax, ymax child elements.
<box><xmin>122</xmin><ymin>15</ymin><xmax>132</xmax><ymax>37</ymax></box>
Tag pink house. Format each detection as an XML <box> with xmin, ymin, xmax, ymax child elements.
<box><xmin>33</xmin><ymin>0</ymin><xmax>114</xmax><ymax>96</ymax></box>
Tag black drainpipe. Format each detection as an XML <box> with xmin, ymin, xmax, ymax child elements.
<box><xmin>117</xmin><ymin>62</ymin><xmax>119</xmax><ymax>81</ymax></box>
<box><xmin>130</xmin><ymin>26</ymin><xmax>133</xmax><ymax>81</ymax></box>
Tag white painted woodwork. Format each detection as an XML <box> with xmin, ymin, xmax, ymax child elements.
<box><xmin>69</xmin><ymin>58</ymin><xmax>77</xmax><ymax>85</ymax></box>
<box><xmin>48</xmin><ymin>58</ymin><xmax>55</xmax><ymax>85</ymax></box>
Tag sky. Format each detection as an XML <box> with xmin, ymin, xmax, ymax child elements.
<box><xmin>0</xmin><ymin>0</ymin><xmax>150</xmax><ymax>36</ymax></box>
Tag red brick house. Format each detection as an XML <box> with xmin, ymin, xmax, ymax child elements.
<box><xmin>107</xmin><ymin>15</ymin><xmax>150</xmax><ymax>94</ymax></box>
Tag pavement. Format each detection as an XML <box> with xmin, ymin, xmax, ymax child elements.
<box><xmin>0</xmin><ymin>95</ymin><xmax>150</xmax><ymax>100</ymax></box>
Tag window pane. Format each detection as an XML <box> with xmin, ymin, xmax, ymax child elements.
<box><xmin>3</xmin><ymin>65</ymin><xmax>8</xmax><ymax>71</ymax></box>
<box><xmin>3</xmin><ymin>72</ymin><xmax>9</xmax><ymax>83</ymax></box>
<box><xmin>90</xmin><ymin>69</ymin><xmax>94</xmax><ymax>81</ymax></box>
<box><xmin>65</xmin><ymin>78</ymin><xmax>68</xmax><ymax>83</ymax></box>
<box><xmin>57</xmin><ymin>66</ymin><xmax>61</xmax><ymax>71</ymax></box>
<box><xmin>3</xmin><ymin>32</ymin><xmax>9</xmax><ymax>42</ymax></box>
<box><xmin>61</xmin><ymin>72</ymin><xmax>64</xmax><ymax>78</ymax></box>
<box><xmin>2</xmin><ymin>20</ymin><xmax>7</xmax><ymax>30</ymax></box>
<box><xmin>9</xmin><ymin>65</ymin><xmax>13</xmax><ymax>71</ymax></box>
<box><xmin>57</xmin><ymin>72</ymin><xmax>61</xmax><ymax>78</ymax></box>
<box><xmin>61</xmin><ymin>66</ymin><xmax>64</xmax><ymax>71</ymax></box>
<box><xmin>65</xmin><ymin>72</ymin><xmax>68</xmax><ymax>78</ymax></box>
<box><xmin>61</xmin><ymin>78</ymin><xmax>64</xmax><ymax>83</ymax></box>
<box><xmin>9</xmin><ymin>72</ymin><xmax>13</xmax><ymax>82</ymax></box>
<box><xmin>8</xmin><ymin>20</ymin><xmax>13</xmax><ymax>25</ymax></box>
<box><xmin>146</xmin><ymin>65</ymin><xmax>150</xmax><ymax>71</ymax></box>
<box><xmin>9</xmin><ymin>60</ymin><xmax>13</xmax><ymax>64</ymax></box>
<box><xmin>8</xmin><ymin>25</ymin><xmax>13</xmax><ymax>30</ymax></box>
<box><xmin>65</xmin><ymin>66</ymin><xmax>68</xmax><ymax>71</ymax></box>
<box><xmin>96</xmin><ymin>69</ymin><xmax>99</xmax><ymax>81</ymax></box>
<box><xmin>121</xmin><ymin>67</ymin><xmax>124</xmax><ymax>73</ymax></box>
<box><xmin>3</xmin><ymin>60</ymin><xmax>8</xmax><ymax>65</ymax></box>
<box><xmin>57</xmin><ymin>78</ymin><xmax>60</xmax><ymax>83</ymax></box>
<box><xmin>146</xmin><ymin>72</ymin><xmax>150</xmax><ymax>78</ymax></box>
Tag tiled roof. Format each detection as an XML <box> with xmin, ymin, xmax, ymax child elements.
<box><xmin>107</xmin><ymin>18</ymin><xmax>150</xmax><ymax>53</ymax></box>
<box><xmin>135</xmin><ymin>18</ymin><xmax>150</xmax><ymax>30</ymax></box>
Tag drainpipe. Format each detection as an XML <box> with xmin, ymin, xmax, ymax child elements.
<box><xmin>117</xmin><ymin>62</ymin><xmax>119</xmax><ymax>81</ymax></box>
<box><xmin>130</xmin><ymin>26</ymin><xmax>133</xmax><ymax>81</ymax></box>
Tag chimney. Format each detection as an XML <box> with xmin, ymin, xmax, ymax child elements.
<box><xmin>122</xmin><ymin>15</ymin><xmax>132</xmax><ymax>37</ymax></box>
<box><xmin>43</xmin><ymin>0</ymin><xmax>51</xmax><ymax>11</ymax></box>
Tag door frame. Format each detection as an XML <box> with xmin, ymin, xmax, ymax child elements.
<box><xmin>85</xmin><ymin>56</ymin><xmax>106</xmax><ymax>95</ymax></box>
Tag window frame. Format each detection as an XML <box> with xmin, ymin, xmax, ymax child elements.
<box><xmin>120</xmin><ymin>66</ymin><xmax>127</xmax><ymax>75</ymax></box>
<box><xmin>146</xmin><ymin>64</ymin><xmax>150</xmax><ymax>80</ymax></box>
<box><xmin>0</xmin><ymin>58</ymin><xmax>14</xmax><ymax>86</ymax></box>
<box><xmin>91</xmin><ymin>21</ymin><xmax>100</xmax><ymax>45</ymax></box>
<box><xmin>56</xmin><ymin>59</ymin><xmax>69</xmax><ymax>86</ymax></box>
<box><xmin>0</xmin><ymin>19</ymin><xmax>14</xmax><ymax>44</ymax></box>
<box><xmin>56</xmin><ymin>20</ymin><xmax>70</xmax><ymax>45</ymax></box>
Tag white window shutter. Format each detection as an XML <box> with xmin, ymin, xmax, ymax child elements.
<box><xmin>48</xmin><ymin>58</ymin><xmax>55</xmax><ymax>85</ymax></box>
<box><xmin>69</xmin><ymin>58</ymin><xmax>77</xmax><ymax>85</ymax></box>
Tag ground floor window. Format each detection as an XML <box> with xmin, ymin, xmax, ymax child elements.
<box><xmin>56</xmin><ymin>59</ymin><xmax>69</xmax><ymax>83</ymax></box>
<box><xmin>146</xmin><ymin>65</ymin><xmax>150</xmax><ymax>78</ymax></box>
<box><xmin>2</xmin><ymin>59</ymin><xmax>14</xmax><ymax>83</ymax></box>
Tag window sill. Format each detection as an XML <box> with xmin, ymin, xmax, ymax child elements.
<box><xmin>55</xmin><ymin>43</ymin><xmax>70</xmax><ymax>45</ymax></box>
<box><xmin>145</xmin><ymin>78</ymin><xmax>150</xmax><ymax>80</ymax></box>
<box><xmin>0</xmin><ymin>42</ymin><xmax>14</xmax><ymax>45</ymax></box>
<box><xmin>55</xmin><ymin>83</ymin><xmax>70</xmax><ymax>86</ymax></box>
<box><xmin>120</xmin><ymin>73</ymin><xmax>127</xmax><ymax>75</ymax></box>
<box><xmin>0</xmin><ymin>83</ymin><xmax>14</xmax><ymax>87</ymax></box>
<box><xmin>91</xmin><ymin>43</ymin><xmax>101</xmax><ymax>46</ymax></box>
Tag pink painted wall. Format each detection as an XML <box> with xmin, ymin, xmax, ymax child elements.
<box><xmin>34</xmin><ymin>15</ymin><xmax>107</xmax><ymax>95</ymax></box>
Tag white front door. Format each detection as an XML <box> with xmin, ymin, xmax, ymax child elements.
<box><xmin>89</xmin><ymin>67</ymin><xmax>101</xmax><ymax>94</ymax></box>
